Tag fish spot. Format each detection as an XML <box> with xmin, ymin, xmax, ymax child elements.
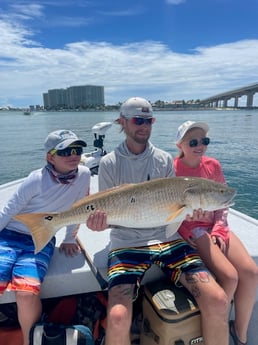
<box><xmin>130</xmin><ymin>197</ymin><xmax>136</xmax><ymax>203</ymax></box>
<box><xmin>86</xmin><ymin>204</ymin><xmax>95</xmax><ymax>211</ymax></box>
<box><xmin>45</xmin><ymin>216</ymin><xmax>53</xmax><ymax>221</ymax></box>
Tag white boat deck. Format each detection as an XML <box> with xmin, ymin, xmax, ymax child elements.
<box><xmin>0</xmin><ymin>176</ymin><xmax>258</xmax><ymax>345</ymax></box>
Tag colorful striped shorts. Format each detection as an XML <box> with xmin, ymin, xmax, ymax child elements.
<box><xmin>0</xmin><ymin>228</ymin><xmax>55</xmax><ymax>295</ymax></box>
<box><xmin>107</xmin><ymin>239</ymin><xmax>205</xmax><ymax>289</ymax></box>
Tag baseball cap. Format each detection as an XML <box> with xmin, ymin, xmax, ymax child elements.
<box><xmin>120</xmin><ymin>97</ymin><xmax>153</xmax><ymax>118</ymax></box>
<box><xmin>44</xmin><ymin>130</ymin><xmax>87</xmax><ymax>153</ymax></box>
<box><xmin>176</xmin><ymin>121</ymin><xmax>209</xmax><ymax>143</ymax></box>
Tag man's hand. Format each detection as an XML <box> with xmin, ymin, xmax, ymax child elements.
<box><xmin>59</xmin><ymin>243</ymin><xmax>80</xmax><ymax>256</ymax></box>
<box><xmin>87</xmin><ymin>210</ymin><xmax>108</xmax><ymax>231</ymax></box>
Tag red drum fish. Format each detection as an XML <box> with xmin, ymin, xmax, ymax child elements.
<box><xmin>15</xmin><ymin>177</ymin><xmax>236</xmax><ymax>253</ymax></box>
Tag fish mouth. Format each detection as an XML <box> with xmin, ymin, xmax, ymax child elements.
<box><xmin>223</xmin><ymin>191</ymin><xmax>236</xmax><ymax>208</ymax></box>
<box><xmin>224</xmin><ymin>200</ymin><xmax>235</xmax><ymax>208</ymax></box>
<box><xmin>224</xmin><ymin>187</ymin><xmax>237</xmax><ymax>206</ymax></box>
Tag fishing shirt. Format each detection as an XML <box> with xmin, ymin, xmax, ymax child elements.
<box><xmin>174</xmin><ymin>156</ymin><xmax>230</xmax><ymax>243</ymax></box>
<box><xmin>98</xmin><ymin>141</ymin><xmax>176</xmax><ymax>250</ymax></box>
<box><xmin>0</xmin><ymin>165</ymin><xmax>91</xmax><ymax>244</ymax></box>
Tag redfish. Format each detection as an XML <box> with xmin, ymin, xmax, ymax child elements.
<box><xmin>15</xmin><ymin>177</ymin><xmax>236</xmax><ymax>253</ymax></box>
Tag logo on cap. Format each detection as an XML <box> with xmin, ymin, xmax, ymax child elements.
<box><xmin>58</xmin><ymin>130</ymin><xmax>76</xmax><ymax>140</ymax></box>
<box><xmin>141</xmin><ymin>107</ymin><xmax>151</xmax><ymax>113</ymax></box>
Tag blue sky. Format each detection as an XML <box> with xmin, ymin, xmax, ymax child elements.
<box><xmin>0</xmin><ymin>0</ymin><xmax>258</xmax><ymax>107</ymax></box>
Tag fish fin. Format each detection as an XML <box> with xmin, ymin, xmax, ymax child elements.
<box><xmin>166</xmin><ymin>206</ymin><xmax>186</xmax><ymax>222</ymax></box>
<box><xmin>71</xmin><ymin>183</ymin><xmax>136</xmax><ymax>208</ymax></box>
<box><xmin>166</xmin><ymin>206</ymin><xmax>192</xmax><ymax>237</ymax></box>
<box><xmin>70</xmin><ymin>190</ymin><xmax>114</xmax><ymax>208</ymax></box>
<box><xmin>166</xmin><ymin>222</ymin><xmax>182</xmax><ymax>237</ymax></box>
<box><xmin>14</xmin><ymin>213</ymin><xmax>57</xmax><ymax>253</ymax></box>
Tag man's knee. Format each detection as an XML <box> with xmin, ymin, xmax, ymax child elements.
<box><xmin>108</xmin><ymin>303</ymin><xmax>132</xmax><ymax>331</ymax></box>
<box><xmin>199</xmin><ymin>286</ymin><xmax>229</xmax><ymax>317</ymax></box>
<box><xmin>107</xmin><ymin>284</ymin><xmax>135</xmax><ymax>338</ymax></box>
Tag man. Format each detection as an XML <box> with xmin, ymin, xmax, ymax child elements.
<box><xmin>87</xmin><ymin>97</ymin><xmax>229</xmax><ymax>345</ymax></box>
<box><xmin>0</xmin><ymin>130</ymin><xmax>90</xmax><ymax>345</ymax></box>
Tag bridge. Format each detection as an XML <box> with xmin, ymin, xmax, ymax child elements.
<box><xmin>200</xmin><ymin>82</ymin><xmax>258</xmax><ymax>108</ymax></box>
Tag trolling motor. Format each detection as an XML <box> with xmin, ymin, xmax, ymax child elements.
<box><xmin>93</xmin><ymin>134</ymin><xmax>105</xmax><ymax>152</ymax></box>
<box><xmin>80</xmin><ymin>122</ymin><xmax>113</xmax><ymax>175</ymax></box>
<box><xmin>92</xmin><ymin>121</ymin><xmax>113</xmax><ymax>154</ymax></box>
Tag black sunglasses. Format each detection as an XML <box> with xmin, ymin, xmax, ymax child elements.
<box><xmin>129</xmin><ymin>117</ymin><xmax>155</xmax><ymax>126</ymax></box>
<box><xmin>54</xmin><ymin>146</ymin><xmax>83</xmax><ymax>157</ymax></box>
<box><xmin>188</xmin><ymin>137</ymin><xmax>210</xmax><ymax>147</ymax></box>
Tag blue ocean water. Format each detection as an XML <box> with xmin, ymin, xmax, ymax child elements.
<box><xmin>0</xmin><ymin>109</ymin><xmax>257</xmax><ymax>219</ymax></box>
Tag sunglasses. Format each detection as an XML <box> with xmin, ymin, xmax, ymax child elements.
<box><xmin>128</xmin><ymin>117</ymin><xmax>155</xmax><ymax>126</ymax></box>
<box><xmin>188</xmin><ymin>137</ymin><xmax>210</xmax><ymax>147</ymax></box>
<box><xmin>51</xmin><ymin>146</ymin><xmax>83</xmax><ymax>157</ymax></box>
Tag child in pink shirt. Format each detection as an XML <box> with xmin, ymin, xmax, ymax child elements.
<box><xmin>174</xmin><ymin>121</ymin><xmax>258</xmax><ymax>345</ymax></box>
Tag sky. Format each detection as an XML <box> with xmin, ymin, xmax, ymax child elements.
<box><xmin>1</xmin><ymin>0</ymin><xmax>258</xmax><ymax>108</ymax></box>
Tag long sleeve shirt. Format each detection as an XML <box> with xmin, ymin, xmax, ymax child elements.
<box><xmin>0</xmin><ymin>165</ymin><xmax>91</xmax><ymax>244</ymax></box>
<box><xmin>99</xmin><ymin>141</ymin><xmax>175</xmax><ymax>250</ymax></box>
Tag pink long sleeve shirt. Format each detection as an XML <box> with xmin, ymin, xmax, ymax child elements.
<box><xmin>174</xmin><ymin>156</ymin><xmax>230</xmax><ymax>244</ymax></box>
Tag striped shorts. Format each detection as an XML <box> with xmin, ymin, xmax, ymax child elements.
<box><xmin>0</xmin><ymin>228</ymin><xmax>55</xmax><ymax>295</ymax></box>
<box><xmin>107</xmin><ymin>239</ymin><xmax>205</xmax><ymax>289</ymax></box>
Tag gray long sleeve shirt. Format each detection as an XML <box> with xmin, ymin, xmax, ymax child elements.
<box><xmin>98</xmin><ymin>141</ymin><xmax>178</xmax><ymax>250</ymax></box>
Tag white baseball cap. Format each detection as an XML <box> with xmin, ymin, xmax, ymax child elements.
<box><xmin>176</xmin><ymin>121</ymin><xmax>209</xmax><ymax>143</ymax></box>
<box><xmin>120</xmin><ymin>97</ymin><xmax>153</xmax><ymax>118</ymax></box>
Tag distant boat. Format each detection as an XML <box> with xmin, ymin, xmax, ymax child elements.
<box><xmin>23</xmin><ymin>110</ymin><xmax>32</xmax><ymax>115</ymax></box>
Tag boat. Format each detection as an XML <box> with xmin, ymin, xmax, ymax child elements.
<box><xmin>0</xmin><ymin>122</ymin><xmax>257</xmax><ymax>345</ymax></box>
<box><xmin>23</xmin><ymin>110</ymin><xmax>32</xmax><ymax>115</ymax></box>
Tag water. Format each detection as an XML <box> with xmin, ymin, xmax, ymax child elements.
<box><xmin>0</xmin><ymin>109</ymin><xmax>257</xmax><ymax>220</ymax></box>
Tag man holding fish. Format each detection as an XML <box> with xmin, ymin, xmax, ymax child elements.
<box><xmin>0</xmin><ymin>129</ymin><xmax>90</xmax><ymax>345</ymax></box>
<box><xmin>87</xmin><ymin>97</ymin><xmax>231</xmax><ymax>345</ymax></box>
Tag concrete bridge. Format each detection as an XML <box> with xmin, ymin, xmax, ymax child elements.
<box><xmin>200</xmin><ymin>82</ymin><xmax>258</xmax><ymax>108</ymax></box>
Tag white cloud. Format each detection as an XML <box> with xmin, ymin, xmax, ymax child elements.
<box><xmin>0</xmin><ymin>15</ymin><xmax>258</xmax><ymax>107</ymax></box>
<box><xmin>10</xmin><ymin>3</ymin><xmax>44</xmax><ymax>18</ymax></box>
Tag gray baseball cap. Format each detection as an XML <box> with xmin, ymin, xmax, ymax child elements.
<box><xmin>44</xmin><ymin>130</ymin><xmax>86</xmax><ymax>152</ymax></box>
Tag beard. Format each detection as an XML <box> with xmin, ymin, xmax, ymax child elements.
<box><xmin>126</xmin><ymin>129</ymin><xmax>151</xmax><ymax>144</ymax></box>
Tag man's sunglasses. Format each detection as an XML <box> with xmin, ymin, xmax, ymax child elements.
<box><xmin>188</xmin><ymin>137</ymin><xmax>210</xmax><ymax>147</ymax></box>
<box><xmin>51</xmin><ymin>146</ymin><xmax>83</xmax><ymax>157</ymax></box>
<box><xmin>128</xmin><ymin>117</ymin><xmax>155</xmax><ymax>126</ymax></box>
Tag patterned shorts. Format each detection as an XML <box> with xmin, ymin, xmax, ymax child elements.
<box><xmin>0</xmin><ymin>228</ymin><xmax>55</xmax><ymax>295</ymax></box>
<box><xmin>107</xmin><ymin>239</ymin><xmax>206</xmax><ymax>289</ymax></box>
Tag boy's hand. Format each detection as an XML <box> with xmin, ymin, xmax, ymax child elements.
<box><xmin>59</xmin><ymin>243</ymin><xmax>80</xmax><ymax>256</ymax></box>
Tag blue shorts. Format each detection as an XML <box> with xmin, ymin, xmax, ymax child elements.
<box><xmin>0</xmin><ymin>228</ymin><xmax>55</xmax><ymax>295</ymax></box>
<box><xmin>107</xmin><ymin>239</ymin><xmax>206</xmax><ymax>289</ymax></box>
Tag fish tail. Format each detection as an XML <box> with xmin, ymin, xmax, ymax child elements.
<box><xmin>14</xmin><ymin>213</ymin><xmax>57</xmax><ymax>253</ymax></box>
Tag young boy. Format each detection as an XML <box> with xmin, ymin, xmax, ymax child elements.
<box><xmin>0</xmin><ymin>129</ymin><xmax>91</xmax><ymax>345</ymax></box>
